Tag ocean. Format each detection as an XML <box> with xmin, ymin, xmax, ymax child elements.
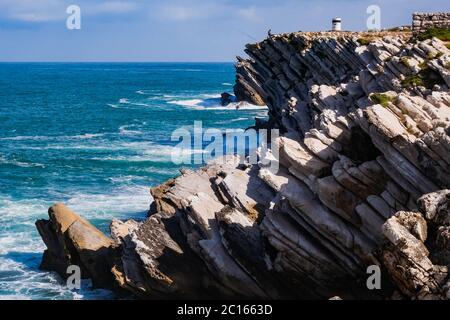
<box><xmin>0</xmin><ymin>62</ymin><xmax>267</xmax><ymax>300</ymax></box>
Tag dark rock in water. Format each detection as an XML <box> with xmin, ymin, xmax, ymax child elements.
<box><xmin>233</xmin><ymin>57</ymin><xmax>266</xmax><ymax>106</ymax></box>
<box><xmin>36</xmin><ymin>203</ymin><xmax>115</xmax><ymax>288</ymax></box>
<box><xmin>220</xmin><ymin>92</ymin><xmax>233</xmax><ymax>106</ymax></box>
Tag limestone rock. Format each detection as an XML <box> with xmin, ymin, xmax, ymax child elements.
<box><xmin>36</xmin><ymin>203</ymin><xmax>114</xmax><ymax>288</ymax></box>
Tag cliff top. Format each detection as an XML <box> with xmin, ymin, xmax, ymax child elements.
<box><xmin>263</xmin><ymin>30</ymin><xmax>413</xmax><ymax>41</ymax></box>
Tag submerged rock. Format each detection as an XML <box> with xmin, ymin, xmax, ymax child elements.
<box><xmin>220</xmin><ymin>92</ymin><xmax>233</xmax><ymax>106</ymax></box>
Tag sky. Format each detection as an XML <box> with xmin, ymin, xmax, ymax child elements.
<box><xmin>0</xmin><ymin>0</ymin><xmax>449</xmax><ymax>62</ymax></box>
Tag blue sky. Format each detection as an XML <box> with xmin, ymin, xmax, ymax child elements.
<box><xmin>0</xmin><ymin>0</ymin><xmax>448</xmax><ymax>62</ymax></box>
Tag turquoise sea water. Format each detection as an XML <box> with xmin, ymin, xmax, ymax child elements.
<box><xmin>0</xmin><ymin>63</ymin><xmax>267</xmax><ymax>299</ymax></box>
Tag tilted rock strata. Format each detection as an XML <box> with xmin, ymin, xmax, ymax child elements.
<box><xmin>36</xmin><ymin>204</ymin><xmax>114</xmax><ymax>288</ymax></box>
<box><xmin>36</xmin><ymin>31</ymin><xmax>450</xmax><ymax>299</ymax></box>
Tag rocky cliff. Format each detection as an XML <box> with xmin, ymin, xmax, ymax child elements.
<box><xmin>36</xmin><ymin>30</ymin><xmax>450</xmax><ymax>300</ymax></box>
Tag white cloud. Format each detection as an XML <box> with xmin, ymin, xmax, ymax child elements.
<box><xmin>0</xmin><ymin>0</ymin><xmax>65</xmax><ymax>22</ymax></box>
<box><xmin>86</xmin><ymin>1</ymin><xmax>137</xmax><ymax>15</ymax></box>
<box><xmin>0</xmin><ymin>0</ymin><xmax>138</xmax><ymax>23</ymax></box>
<box><xmin>9</xmin><ymin>12</ymin><xmax>59</xmax><ymax>22</ymax></box>
<box><xmin>155</xmin><ymin>2</ymin><xmax>264</xmax><ymax>23</ymax></box>
<box><xmin>159</xmin><ymin>5</ymin><xmax>203</xmax><ymax>21</ymax></box>
<box><xmin>237</xmin><ymin>6</ymin><xmax>260</xmax><ymax>21</ymax></box>
<box><xmin>156</xmin><ymin>2</ymin><xmax>231</xmax><ymax>21</ymax></box>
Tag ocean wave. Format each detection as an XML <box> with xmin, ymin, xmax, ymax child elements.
<box><xmin>0</xmin><ymin>156</ymin><xmax>46</xmax><ymax>168</ymax></box>
<box><xmin>69</xmin><ymin>133</ymin><xmax>104</xmax><ymax>140</ymax></box>
<box><xmin>119</xmin><ymin>125</ymin><xmax>143</xmax><ymax>136</ymax></box>
<box><xmin>215</xmin><ymin>117</ymin><xmax>252</xmax><ymax>124</ymax></box>
<box><xmin>219</xmin><ymin>102</ymin><xmax>268</xmax><ymax>110</ymax></box>
<box><xmin>89</xmin><ymin>144</ymin><xmax>205</xmax><ymax>163</ymax></box>
<box><xmin>130</xmin><ymin>102</ymin><xmax>153</xmax><ymax>107</ymax></box>
<box><xmin>0</xmin><ymin>186</ymin><xmax>150</xmax><ymax>287</ymax></box>
<box><xmin>0</xmin><ymin>133</ymin><xmax>104</xmax><ymax>142</ymax></box>
<box><xmin>64</xmin><ymin>186</ymin><xmax>152</xmax><ymax>219</ymax></box>
<box><xmin>222</xmin><ymin>83</ymin><xmax>233</xmax><ymax>86</ymax></box>
<box><xmin>168</xmin><ymin>97</ymin><xmax>268</xmax><ymax>111</ymax></box>
<box><xmin>169</xmin><ymin>98</ymin><xmax>204</xmax><ymax>108</ymax></box>
<box><xmin>20</xmin><ymin>140</ymin><xmax>157</xmax><ymax>152</ymax></box>
<box><xmin>168</xmin><ymin>69</ymin><xmax>205</xmax><ymax>72</ymax></box>
<box><xmin>0</xmin><ymin>185</ymin><xmax>150</xmax><ymax>234</ymax></box>
<box><xmin>119</xmin><ymin>98</ymin><xmax>130</xmax><ymax>104</ymax></box>
<box><xmin>201</xmin><ymin>93</ymin><xmax>222</xmax><ymax>98</ymax></box>
<box><xmin>0</xmin><ymin>135</ymin><xmax>50</xmax><ymax>141</ymax></box>
<box><xmin>0</xmin><ymin>257</ymin><xmax>114</xmax><ymax>300</ymax></box>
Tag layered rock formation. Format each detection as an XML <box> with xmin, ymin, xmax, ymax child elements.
<box><xmin>36</xmin><ymin>30</ymin><xmax>450</xmax><ymax>300</ymax></box>
<box><xmin>36</xmin><ymin>204</ymin><xmax>114</xmax><ymax>288</ymax></box>
<box><xmin>234</xmin><ymin>56</ymin><xmax>266</xmax><ymax>106</ymax></box>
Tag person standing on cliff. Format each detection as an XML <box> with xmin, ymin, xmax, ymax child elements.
<box><xmin>288</xmin><ymin>96</ymin><xmax>298</xmax><ymax>116</ymax></box>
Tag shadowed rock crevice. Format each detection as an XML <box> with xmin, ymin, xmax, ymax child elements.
<box><xmin>343</xmin><ymin>127</ymin><xmax>382</xmax><ymax>163</ymax></box>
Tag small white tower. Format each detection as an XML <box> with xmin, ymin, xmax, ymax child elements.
<box><xmin>332</xmin><ymin>18</ymin><xmax>342</xmax><ymax>31</ymax></box>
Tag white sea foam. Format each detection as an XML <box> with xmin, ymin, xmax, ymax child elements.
<box><xmin>23</xmin><ymin>140</ymin><xmax>156</xmax><ymax>152</ymax></box>
<box><xmin>168</xmin><ymin>97</ymin><xmax>268</xmax><ymax>111</ymax></box>
<box><xmin>0</xmin><ymin>256</ymin><xmax>114</xmax><ymax>300</ymax></box>
<box><xmin>0</xmin><ymin>186</ymin><xmax>150</xmax><ymax>299</ymax></box>
<box><xmin>169</xmin><ymin>68</ymin><xmax>205</xmax><ymax>72</ymax></box>
<box><xmin>0</xmin><ymin>135</ymin><xmax>50</xmax><ymax>141</ymax></box>
<box><xmin>0</xmin><ymin>156</ymin><xmax>46</xmax><ymax>168</ymax></box>
<box><xmin>129</xmin><ymin>102</ymin><xmax>152</xmax><ymax>107</ymax></box>
<box><xmin>0</xmin><ymin>133</ymin><xmax>104</xmax><ymax>142</ymax></box>
<box><xmin>65</xmin><ymin>185</ymin><xmax>152</xmax><ymax>219</ymax></box>
<box><xmin>119</xmin><ymin>98</ymin><xmax>130</xmax><ymax>104</ymax></box>
<box><xmin>119</xmin><ymin>125</ymin><xmax>143</xmax><ymax>136</ymax></box>
<box><xmin>169</xmin><ymin>98</ymin><xmax>204</xmax><ymax>108</ymax></box>
<box><xmin>215</xmin><ymin>117</ymin><xmax>252</xmax><ymax>124</ymax></box>
<box><xmin>201</xmin><ymin>93</ymin><xmax>222</xmax><ymax>98</ymax></box>
<box><xmin>90</xmin><ymin>143</ymin><xmax>204</xmax><ymax>163</ymax></box>
<box><xmin>222</xmin><ymin>83</ymin><xmax>233</xmax><ymax>86</ymax></box>
<box><xmin>70</xmin><ymin>133</ymin><xmax>104</xmax><ymax>140</ymax></box>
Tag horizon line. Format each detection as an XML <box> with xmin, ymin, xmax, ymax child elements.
<box><xmin>0</xmin><ymin>61</ymin><xmax>236</xmax><ymax>64</ymax></box>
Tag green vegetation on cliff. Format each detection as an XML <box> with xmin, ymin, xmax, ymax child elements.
<box><xmin>370</xmin><ymin>93</ymin><xmax>393</xmax><ymax>107</ymax></box>
<box><xmin>417</xmin><ymin>28</ymin><xmax>450</xmax><ymax>41</ymax></box>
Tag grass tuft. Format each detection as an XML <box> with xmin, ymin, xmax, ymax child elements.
<box><xmin>416</xmin><ymin>28</ymin><xmax>450</xmax><ymax>42</ymax></box>
<box><xmin>400</xmin><ymin>57</ymin><xmax>411</xmax><ymax>68</ymax></box>
<box><xmin>401</xmin><ymin>66</ymin><xmax>445</xmax><ymax>89</ymax></box>
<box><xmin>401</xmin><ymin>75</ymin><xmax>424</xmax><ymax>88</ymax></box>
<box><xmin>418</xmin><ymin>61</ymin><xmax>428</xmax><ymax>69</ymax></box>
<box><xmin>357</xmin><ymin>38</ymin><xmax>371</xmax><ymax>46</ymax></box>
<box><xmin>370</xmin><ymin>93</ymin><xmax>393</xmax><ymax>108</ymax></box>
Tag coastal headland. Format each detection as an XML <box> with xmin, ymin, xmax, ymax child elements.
<box><xmin>36</xmin><ymin>23</ymin><xmax>450</xmax><ymax>300</ymax></box>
